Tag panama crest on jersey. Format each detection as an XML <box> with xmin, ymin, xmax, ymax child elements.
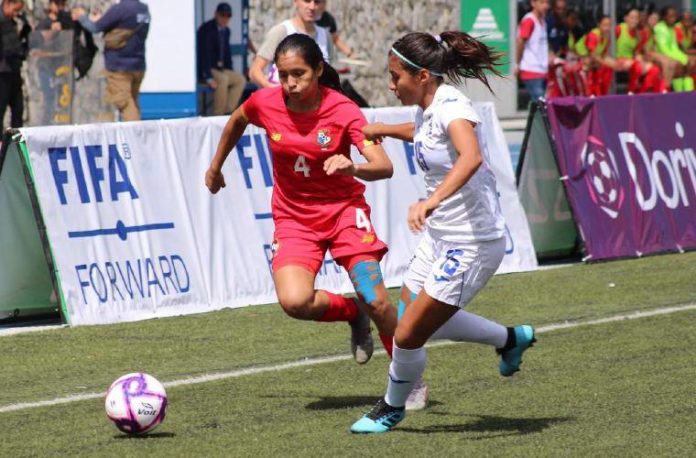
<box><xmin>317</xmin><ymin>129</ymin><xmax>332</xmax><ymax>149</ymax></box>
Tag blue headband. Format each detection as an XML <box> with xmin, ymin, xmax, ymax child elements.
<box><xmin>390</xmin><ymin>47</ymin><xmax>444</xmax><ymax>77</ymax></box>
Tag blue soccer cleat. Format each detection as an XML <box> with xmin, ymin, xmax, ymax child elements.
<box><xmin>498</xmin><ymin>325</ymin><xmax>536</xmax><ymax>377</ymax></box>
<box><xmin>351</xmin><ymin>398</ymin><xmax>405</xmax><ymax>434</ymax></box>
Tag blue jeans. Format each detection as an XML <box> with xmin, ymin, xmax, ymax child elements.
<box><xmin>523</xmin><ymin>78</ymin><xmax>547</xmax><ymax>102</ymax></box>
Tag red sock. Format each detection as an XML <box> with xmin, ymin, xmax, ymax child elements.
<box><xmin>628</xmin><ymin>61</ymin><xmax>641</xmax><ymax>93</ymax></box>
<box><xmin>641</xmin><ymin>66</ymin><xmax>661</xmax><ymax>93</ymax></box>
<box><xmin>317</xmin><ymin>292</ymin><xmax>359</xmax><ymax>322</ymax></box>
<box><xmin>379</xmin><ymin>334</ymin><xmax>394</xmax><ymax>358</ymax></box>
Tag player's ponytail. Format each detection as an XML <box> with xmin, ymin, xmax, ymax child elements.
<box><xmin>390</xmin><ymin>31</ymin><xmax>503</xmax><ymax>93</ymax></box>
<box><xmin>274</xmin><ymin>33</ymin><xmax>343</xmax><ymax>93</ymax></box>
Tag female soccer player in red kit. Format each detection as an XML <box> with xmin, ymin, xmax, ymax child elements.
<box><xmin>205</xmin><ymin>34</ymin><xmax>397</xmax><ymax>364</ymax></box>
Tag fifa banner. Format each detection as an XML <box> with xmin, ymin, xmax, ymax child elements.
<box><xmin>544</xmin><ymin>93</ymin><xmax>696</xmax><ymax>261</ymax></box>
<box><xmin>0</xmin><ymin>104</ymin><xmax>536</xmax><ymax>325</ymax></box>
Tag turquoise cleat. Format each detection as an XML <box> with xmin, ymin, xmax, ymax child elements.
<box><xmin>351</xmin><ymin>399</ymin><xmax>405</xmax><ymax>434</ymax></box>
<box><xmin>498</xmin><ymin>325</ymin><xmax>536</xmax><ymax>377</ymax></box>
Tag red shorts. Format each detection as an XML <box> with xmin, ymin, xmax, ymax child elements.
<box><xmin>271</xmin><ymin>201</ymin><xmax>388</xmax><ymax>274</ymax></box>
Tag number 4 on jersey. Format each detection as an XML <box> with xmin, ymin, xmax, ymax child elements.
<box><xmin>294</xmin><ymin>155</ymin><xmax>311</xmax><ymax>177</ymax></box>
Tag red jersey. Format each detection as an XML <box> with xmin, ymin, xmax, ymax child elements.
<box><xmin>242</xmin><ymin>86</ymin><xmax>372</xmax><ymax>225</ymax></box>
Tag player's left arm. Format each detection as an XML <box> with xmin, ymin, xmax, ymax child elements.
<box><xmin>408</xmin><ymin>119</ymin><xmax>481</xmax><ymax>232</ymax></box>
<box><xmin>323</xmin><ymin>143</ymin><xmax>393</xmax><ymax>181</ymax></box>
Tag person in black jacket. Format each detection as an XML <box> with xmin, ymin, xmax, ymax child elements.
<box><xmin>73</xmin><ymin>0</ymin><xmax>150</xmax><ymax>121</ymax></box>
<box><xmin>197</xmin><ymin>2</ymin><xmax>247</xmax><ymax>115</ymax></box>
<box><xmin>38</xmin><ymin>0</ymin><xmax>97</xmax><ymax>80</ymax></box>
<box><xmin>0</xmin><ymin>0</ymin><xmax>29</xmax><ymax>132</ymax></box>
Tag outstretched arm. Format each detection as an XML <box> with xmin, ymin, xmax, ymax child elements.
<box><xmin>363</xmin><ymin>122</ymin><xmax>415</xmax><ymax>143</ymax></box>
<box><xmin>205</xmin><ymin>107</ymin><xmax>250</xmax><ymax>193</ymax></box>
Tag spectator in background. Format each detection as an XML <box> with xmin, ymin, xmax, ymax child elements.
<box><xmin>197</xmin><ymin>2</ymin><xmax>247</xmax><ymax>115</ymax></box>
<box><xmin>72</xmin><ymin>0</ymin><xmax>150</xmax><ymax>121</ymax></box>
<box><xmin>36</xmin><ymin>0</ymin><xmax>98</xmax><ymax>125</ymax></box>
<box><xmin>315</xmin><ymin>0</ymin><xmax>353</xmax><ymax>57</ymax></box>
<box><xmin>546</xmin><ymin>0</ymin><xmax>568</xmax><ymax>55</ymax></box>
<box><xmin>575</xmin><ymin>15</ymin><xmax>615</xmax><ymax>96</ymax></box>
<box><xmin>548</xmin><ymin>8</ymin><xmax>586</xmax><ymax>97</ymax></box>
<box><xmin>516</xmin><ymin>0</ymin><xmax>550</xmax><ymax>102</ymax></box>
<box><xmin>0</xmin><ymin>0</ymin><xmax>30</xmax><ymax>132</ymax></box>
<box><xmin>37</xmin><ymin>0</ymin><xmax>97</xmax><ymax>80</ymax></box>
<box><xmin>654</xmin><ymin>6</ymin><xmax>695</xmax><ymax>91</ymax></box>
<box><xmin>675</xmin><ymin>11</ymin><xmax>694</xmax><ymax>54</ymax></box>
<box><xmin>641</xmin><ymin>10</ymin><xmax>681</xmax><ymax>91</ymax></box>
<box><xmin>615</xmin><ymin>8</ymin><xmax>664</xmax><ymax>94</ymax></box>
<box><xmin>249</xmin><ymin>0</ymin><xmax>332</xmax><ymax>88</ymax></box>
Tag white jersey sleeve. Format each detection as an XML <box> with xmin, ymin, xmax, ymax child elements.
<box><xmin>434</xmin><ymin>91</ymin><xmax>481</xmax><ymax>132</ymax></box>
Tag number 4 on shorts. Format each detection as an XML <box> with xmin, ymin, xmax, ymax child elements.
<box><xmin>356</xmin><ymin>208</ymin><xmax>372</xmax><ymax>232</ymax></box>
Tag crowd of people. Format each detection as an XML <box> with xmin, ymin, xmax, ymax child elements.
<box><xmin>2</xmin><ymin>0</ymin><xmax>694</xmax><ymax>132</ymax></box>
<box><xmin>517</xmin><ymin>0</ymin><xmax>696</xmax><ymax>100</ymax></box>
<box><xmin>0</xmin><ymin>0</ymin><xmax>357</xmax><ymax>132</ymax></box>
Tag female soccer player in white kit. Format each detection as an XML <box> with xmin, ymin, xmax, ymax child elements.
<box><xmin>351</xmin><ymin>31</ymin><xmax>536</xmax><ymax>433</ymax></box>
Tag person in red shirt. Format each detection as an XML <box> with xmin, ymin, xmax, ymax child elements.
<box><xmin>205</xmin><ymin>34</ymin><xmax>398</xmax><ymax>366</ymax></box>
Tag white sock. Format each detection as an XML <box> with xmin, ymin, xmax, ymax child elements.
<box><xmin>384</xmin><ymin>345</ymin><xmax>426</xmax><ymax>408</ymax></box>
<box><xmin>430</xmin><ymin>310</ymin><xmax>507</xmax><ymax>348</ymax></box>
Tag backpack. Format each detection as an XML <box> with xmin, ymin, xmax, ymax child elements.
<box><xmin>73</xmin><ymin>23</ymin><xmax>97</xmax><ymax>80</ymax></box>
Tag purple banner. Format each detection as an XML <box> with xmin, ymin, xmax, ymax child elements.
<box><xmin>546</xmin><ymin>93</ymin><xmax>696</xmax><ymax>261</ymax></box>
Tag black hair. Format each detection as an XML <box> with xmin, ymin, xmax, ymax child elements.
<box><xmin>390</xmin><ymin>31</ymin><xmax>503</xmax><ymax>93</ymax></box>
<box><xmin>622</xmin><ymin>6</ymin><xmax>639</xmax><ymax>18</ymax></box>
<box><xmin>659</xmin><ymin>5</ymin><xmax>675</xmax><ymax>19</ymax></box>
<box><xmin>273</xmin><ymin>33</ymin><xmax>342</xmax><ymax>92</ymax></box>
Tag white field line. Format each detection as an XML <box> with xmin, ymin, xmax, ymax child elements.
<box><xmin>0</xmin><ymin>324</ymin><xmax>68</xmax><ymax>337</ymax></box>
<box><xmin>1</xmin><ymin>303</ymin><xmax>695</xmax><ymax>414</ymax></box>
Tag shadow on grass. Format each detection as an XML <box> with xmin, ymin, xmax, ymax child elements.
<box><xmin>305</xmin><ymin>396</ymin><xmax>443</xmax><ymax>411</ymax></box>
<box><xmin>398</xmin><ymin>414</ymin><xmax>572</xmax><ymax>437</ymax></box>
<box><xmin>113</xmin><ymin>432</ymin><xmax>176</xmax><ymax>440</ymax></box>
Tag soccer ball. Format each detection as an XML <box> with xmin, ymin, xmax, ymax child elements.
<box><xmin>105</xmin><ymin>373</ymin><xmax>168</xmax><ymax>435</ymax></box>
<box><xmin>582</xmin><ymin>143</ymin><xmax>624</xmax><ymax>219</ymax></box>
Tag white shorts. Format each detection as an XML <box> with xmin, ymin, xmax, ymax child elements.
<box><xmin>403</xmin><ymin>232</ymin><xmax>505</xmax><ymax>308</ymax></box>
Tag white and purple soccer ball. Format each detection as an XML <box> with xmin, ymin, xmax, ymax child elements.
<box><xmin>105</xmin><ymin>373</ymin><xmax>167</xmax><ymax>435</ymax></box>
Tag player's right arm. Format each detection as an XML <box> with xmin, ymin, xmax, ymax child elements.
<box><xmin>205</xmin><ymin>107</ymin><xmax>250</xmax><ymax>194</ymax></box>
<box><xmin>362</xmin><ymin>122</ymin><xmax>415</xmax><ymax>142</ymax></box>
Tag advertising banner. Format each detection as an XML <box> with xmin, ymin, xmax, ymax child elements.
<box><xmin>461</xmin><ymin>0</ymin><xmax>510</xmax><ymax>74</ymax></box>
<box><xmin>545</xmin><ymin>93</ymin><xmax>696</xmax><ymax>260</ymax></box>
<box><xmin>13</xmin><ymin>104</ymin><xmax>535</xmax><ymax>325</ymax></box>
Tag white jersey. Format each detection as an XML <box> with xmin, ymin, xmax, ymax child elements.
<box><xmin>518</xmin><ymin>12</ymin><xmax>549</xmax><ymax>74</ymax></box>
<box><xmin>413</xmin><ymin>84</ymin><xmax>505</xmax><ymax>243</ymax></box>
<box><xmin>283</xmin><ymin>20</ymin><xmax>331</xmax><ymax>62</ymax></box>
<box><xmin>267</xmin><ymin>21</ymin><xmax>332</xmax><ymax>85</ymax></box>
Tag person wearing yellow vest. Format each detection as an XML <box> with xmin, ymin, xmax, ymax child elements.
<box><xmin>615</xmin><ymin>8</ymin><xmax>664</xmax><ymax>93</ymax></box>
<box><xmin>675</xmin><ymin>11</ymin><xmax>694</xmax><ymax>54</ymax></box>
<box><xmin>640</xmin><ymin>10</ymin><xmax>681</xmax><ymax>90</ymax></box>
<box><xmin>575</xmin><ymin>15</ymin><xmax>615</xmax><ymax>95</ymax></box>
<box><xmin>654</xmin><ymin>6</ymin><xmax>695</xmax><ymax>91</ymax></box>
